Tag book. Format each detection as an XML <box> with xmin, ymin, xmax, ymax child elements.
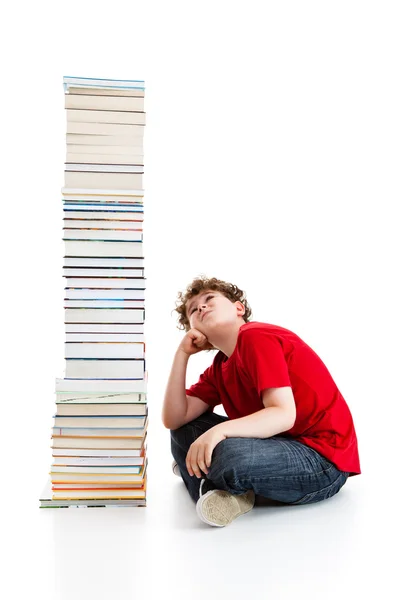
<box><xmin>64</xmin><ymin>323</ymin><xmax>144</xmax><ymax>333</ymax></box>
<box><xmin>64</xmin><ymin>300</ymin><xmax>145</xmax><ymax>309</ymax></box>
<box><xmin>63</xmin><ymin>267</ymin><xmax>145</xmax><ymax>277</ymax></box>
<box><xmin>52</xmin><ymin>426</ymin><xmax>147</xmax><ymax>437</ymax></box>
<box><xmin>65</xmin><ymin>163</ymin><xmax>144</xmax><ymax>173</ymax></box>
<box><xmin>64</xmin><ymin>219</ymin><xmax>144</xmax><ymax>229</ymax></box>
<box><xmin>65</xmin><ymin>278</ymin><xmax>145</xmax><ymax>289</ymax></box>
<box><xmin>64</xmin><ymin>210</ymin><xmax>144</xmax><ymax>219</ymax></box>
<box><xmin>55</xmin><ymin>401</ymin><xmax>147</xmax><ymax>416</ymax></box>
<box><xmin>68</xmin><ymin>86</ymin><xmax>145</xmax><ymax>97</ymax></box>
<box><xmin>66</xmin><ymin>133</ymin><xmax>143</xmax><ymax>146</ymax></box>
<box><xmin>63</xmin><ymin>188</ymin><xmax>144</xmax><ymax>199</ymax></box>
<box><xmin>64</xmin><ymin>171</ymin><xmax>143</xmax><ymax>190</ymax></box>
<box><xmin>63</xmin><ymin>240</ymin><xmax>144</xmax><ymax>258</ymax></box>
<box><xmin>53</xmin><ymin>415</ymin><xmax>146</xmax><ymax>427</ymax></box>
<box><xmin>51</xmin><ymin>436</ymin><xmax>147</xmax><ymax>450</ymax></box>
<box><xmin>52</xmin><ymin>446</ymin><xmax>146</xmax><ymax>456</ymax></box>
<box><xmin>52</xmin><ymin>456</ymin><xmax>145</xmax><ymax>466</ymax></box>
<box><xmin>39</xmin><ymin>478</ymin><xmax>146</xmax><ymax>507</ymax></box>
<box><xmin>66</xmin><ymin>153</ymin><xmax>144</xmax><ymax>165</ymax></box>
<box><xmin>64</xmin><ymin>342</ymin><xmax>145</xmax><ymax>359</ymax></box>
<box><xmin>65</xmin><ymin>358</ymin><xmax>145</xmax><ymax>379</ymax></box>
<box><xmin>67</xmin><ymin>143</ymin><xmax>143</xmax><ymax>155</ymax></box>
<box><xmin>64</xmin><ymin>308</ymin><xmax>145</xmax><ymax>323</ymax></box>
<box><xmin>51</xmin><ymin>488</ymin><xmax>146</xmax><ymax>499</ymax></box>
<box><xmin>65</xmin><ymin>94</ymin><xmax>145</xmax><ymax>112</ymax></box>
<box><xmin>66</xmin><ymin>333</ymin><xmax>144</xmax><ymax>342</ymax></box>
<box><xmin>66</xmin><ymin>109</ymin><xmax>145</xmax><ymax>126</ymax></box>
<box><xmin>65</xmin><ymin>289</ymin><xmax>145</xmax><ymax>299</ymax></box>
<box><xmin>63</xmin><ymin>229</ymin><xmax>143</xmax><ymax>241</ymax></box>
<box><xmin>63</xmin><ymin>199</ymin><xmax>143</xmax><ymax>209</ymax></box>
<box><xmin>63</xmin><ymin>76</ymin><xmax>145</xmax><ymax>89</ymax></box>
<box><xmin>66</xmin><ymin>122</ymin><xmax>145</xmax><ymax>136</ymax></box>
<box><xmin>55</xmin><ymin>377</ymin><xmax>147</xmax><ymax>393</ymax></box>
<box><xmin>63</xmin><ymin>257</ymin><xmax>144</xmax><ymax>267</ymax></box>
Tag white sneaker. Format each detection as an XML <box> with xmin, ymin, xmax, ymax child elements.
<box><xmin>172</xmin><ymin>460</ymin><xmax>181</xmax><ymax>477</ymax></box>
<box><xmin>196</xmin><ymin>479</ymin><xmax>255</xmax><ymax>527</ymax></box>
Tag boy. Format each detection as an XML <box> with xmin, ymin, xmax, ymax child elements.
<box><xmin>162</xmin><ymin>276</ymin><xmax>361</xmax><ymax>527</ymax></box>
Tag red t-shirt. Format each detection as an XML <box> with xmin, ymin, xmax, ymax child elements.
<box><xmin>186</xmin><ymin>321</ymin><xmax>361</xmax><ymax>476</ymax></box>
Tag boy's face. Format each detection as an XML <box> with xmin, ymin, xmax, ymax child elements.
<box><xmin>186</xmin><ymin>290</ymin><xmax>245</xmax><ymax>334</ymax></box>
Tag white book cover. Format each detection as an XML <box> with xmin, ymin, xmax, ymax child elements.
<box><xmin>63</xmin><ymin>268</ymin><xmax>144</xmax><ymax>277</ymax></box>
<box><xmin>65</xmin><ymin>94</ymin><xmax>144</xmax><ymax>112</ymax></box>
<box><xmin>64</xmin><ymin>300</ymin><xmax>144</xmax><ymax>309</ymax></box>
<box><xmin>64</xmin><ymin>308</ymin><xmax>144</xmax><ymax>323</ymax></box>
<box><xmin>66</xmin><ymin>333</ymin><xmax>144</xmax><ymax>342</ymax></box>
<box><xmin>65</xmin><ymin>323</ymin><xmax>144</xmax><ymax>334</ymax></box>
<box><xmin>64</xmin><ymin>240</ymin><xmax>144</xmax><ymax>258</ymax></box>
<box><xmin>63</xmin><ymin>229</ymin><xmax>143</xmax><ymax>241</ymax></box>
<box><xmin>64</xmin><ymin>257</ymin><xmax>144</xmax><ymax>267</ymax></box>
<box><xmin>65</xmin><ymin>342</ymin><xmax>145</xmax><ymax>359</ymax></box>
<box><xmin>65</xmin><ymin>278</ymin><xmax>145</xmax><ymax>289</ymax></box>
<box><xmin>65</xmin><ymin>358</ymin><xmax>145</xmax><ymax>379</ymax></box>
<box><xmin>66</xmin><ymin>109</ymin><xmax>146</xmax><ymax>126</ymax></box>
<box><xmin>65</xmin><ymin>288</ymin><xmax>145</xmax><ymax>299</ymax></box>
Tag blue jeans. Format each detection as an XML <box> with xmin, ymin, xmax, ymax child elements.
<box><xmin>170</xmin><ymin>411</ymin><xmax>349</xmax><ymax>505</ymax></box>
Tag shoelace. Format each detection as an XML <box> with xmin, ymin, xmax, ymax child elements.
<box><xmin>199</xmin><ymin>478</ymin><xmax>206</xmax><ymax>497</ymax></box>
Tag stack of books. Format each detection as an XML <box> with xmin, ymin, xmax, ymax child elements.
<box><xmin>40</xmin><ymin>76</ymin><xmax>148</xmax><ymax>508</ymax></box>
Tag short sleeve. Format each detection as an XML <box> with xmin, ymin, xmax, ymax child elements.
<box><xmin>186</xmin><ymin>365</ymin><xmax>222</xmax><ymax>409</ymax></box>
<box><xmin>239</xmin><ymin>329</ymin><xmax>291</xmax><ymax>394</ymax></box>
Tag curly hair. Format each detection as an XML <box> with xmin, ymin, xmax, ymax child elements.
<box><xmin>174</xmin><ymin>275</ymin><xmax>252</xmax><ymax>332</ymax></box>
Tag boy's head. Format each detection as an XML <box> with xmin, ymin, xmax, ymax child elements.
<box><xmin>174</xmin><ymin>276</ymin><xmax>252</xmax><ymax>334</ymax></box>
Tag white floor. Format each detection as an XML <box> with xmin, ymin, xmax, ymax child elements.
<box><xmin>7</xmin><ymin>424</ymin><xmax>393</xmax><ymax>600</ymax></box>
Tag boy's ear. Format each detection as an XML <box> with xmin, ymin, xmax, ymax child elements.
<box><xmin>235</xmin><ymin>301</ymin><xmax>245</xmax><ymax>316</ymax></box>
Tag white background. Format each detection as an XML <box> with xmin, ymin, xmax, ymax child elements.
<box><xmin>1</xmin><ymin>1</ymin><xmax>399</xmax><ymax>598</ymax></box>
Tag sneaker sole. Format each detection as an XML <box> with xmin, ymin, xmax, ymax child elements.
<box><xmin>196</xmin><ymin>489</ymin><xmax>255</xmax><ymax>527</ymax></box>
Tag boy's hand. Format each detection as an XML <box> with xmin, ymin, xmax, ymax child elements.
<box><xmin>186</xmin><ymin>426</ymin><xmax>227</xmax><ymax>477</ymax></box>
<box><xmin>178</xmin><ymin>328</ymin><xmax>214</xmax><ymax>356</ymax></box>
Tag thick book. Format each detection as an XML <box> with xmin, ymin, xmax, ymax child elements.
<box><xmin>66</xmin><ymin>109</ymin><xmax>146</xmax><ymax>126</ymax></box>
<box><xmin>39</xmin><ymin>478</ymin><xmax>146</xmax><ymax>507</ymax></box>
<box><xmin>64</xmin><ymin>171</ymin><xmax>143</xmax><ymax>190</ymax></box>
<box><xmin>63</xmin><ymin>229</ymin><xmax>143</xmax><ymax>241</ymax></box>
<box><xmin>52</xmin><ymin>446</ymin><xmax>146</xmax><ymax>457</ymax></box>
<box><xmin>65</xmin><ymin>323</ymin><xmax>144</xmax><ymax>333</ymax></box>
<box><xmin>65</xmin><ymin>94</ymin><xmax>145</xmax><ymax>112</ymax></box>
<box><xmin>66</xmin><ymin>122</ymin><xmax>145</xmax><ymax>136</ymax></box>
<box><xmin>64</xmin><ymin>257</ymin><xmax>144</xmax><ymax>268</ymax></box>
<box><xmin>55</xmin><ymin>377</ymin><xmax>147</xmax><ymax>394</ymax></box>
<box><xmin>65</xmin><ymin>278</ymin><xmax>145</xmax><ymax>289</ymax></box>
<box><xmin>63</xmin><ymin>240</ymin><xmax>144</xmax><ymax>258</ymax></box>
<box><xmin>64</xmin><ymin>308</ymin><xmax>145</xmax><ymax>323</ymax></box>
<box><xmin>53</xmin><ymin>415</ymin><xmax>146</xmax><ymax>427</ymax></box>
<box><xmin>64</xmin><ymin>342</ymin><xmax>145</xmax><ymax>359</ymax></box>
<box><xmin>51</xmin><ymin>488</ymin><xmax>146</xmax><ymax>500</ymax></box>
<box><xmin>65</xmin><ymin>358</ymin><xmax>145</xmax><ymax>379</ymax></box>
<box><xmin>55</xmin><ymin>402</ymin><xmax>147</xmax><ymax>417</ymax></box>
<box><xmin>64</xmin><ymin>219</ymin><xmax>144</xmax><ymax>230</ymax></box>
<box><xmin>66</xmin><ymin>333</ymin><xmax>144</xmax><ymax>342</ymax></box>
<box><xmin>64</xmin><ymin>300</ymin><xmax>144</xmax><ymax>309</ymax></box>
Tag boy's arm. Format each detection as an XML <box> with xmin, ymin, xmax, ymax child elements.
<box><xmin>162</xmin><ymin>328</ymin><xmax>214</xmax><ymax>430</ymax></box>
<box><xmin>217</xmin><ymin>387</ymin><xmax>296</xmax><ymax>439</ymax></box>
